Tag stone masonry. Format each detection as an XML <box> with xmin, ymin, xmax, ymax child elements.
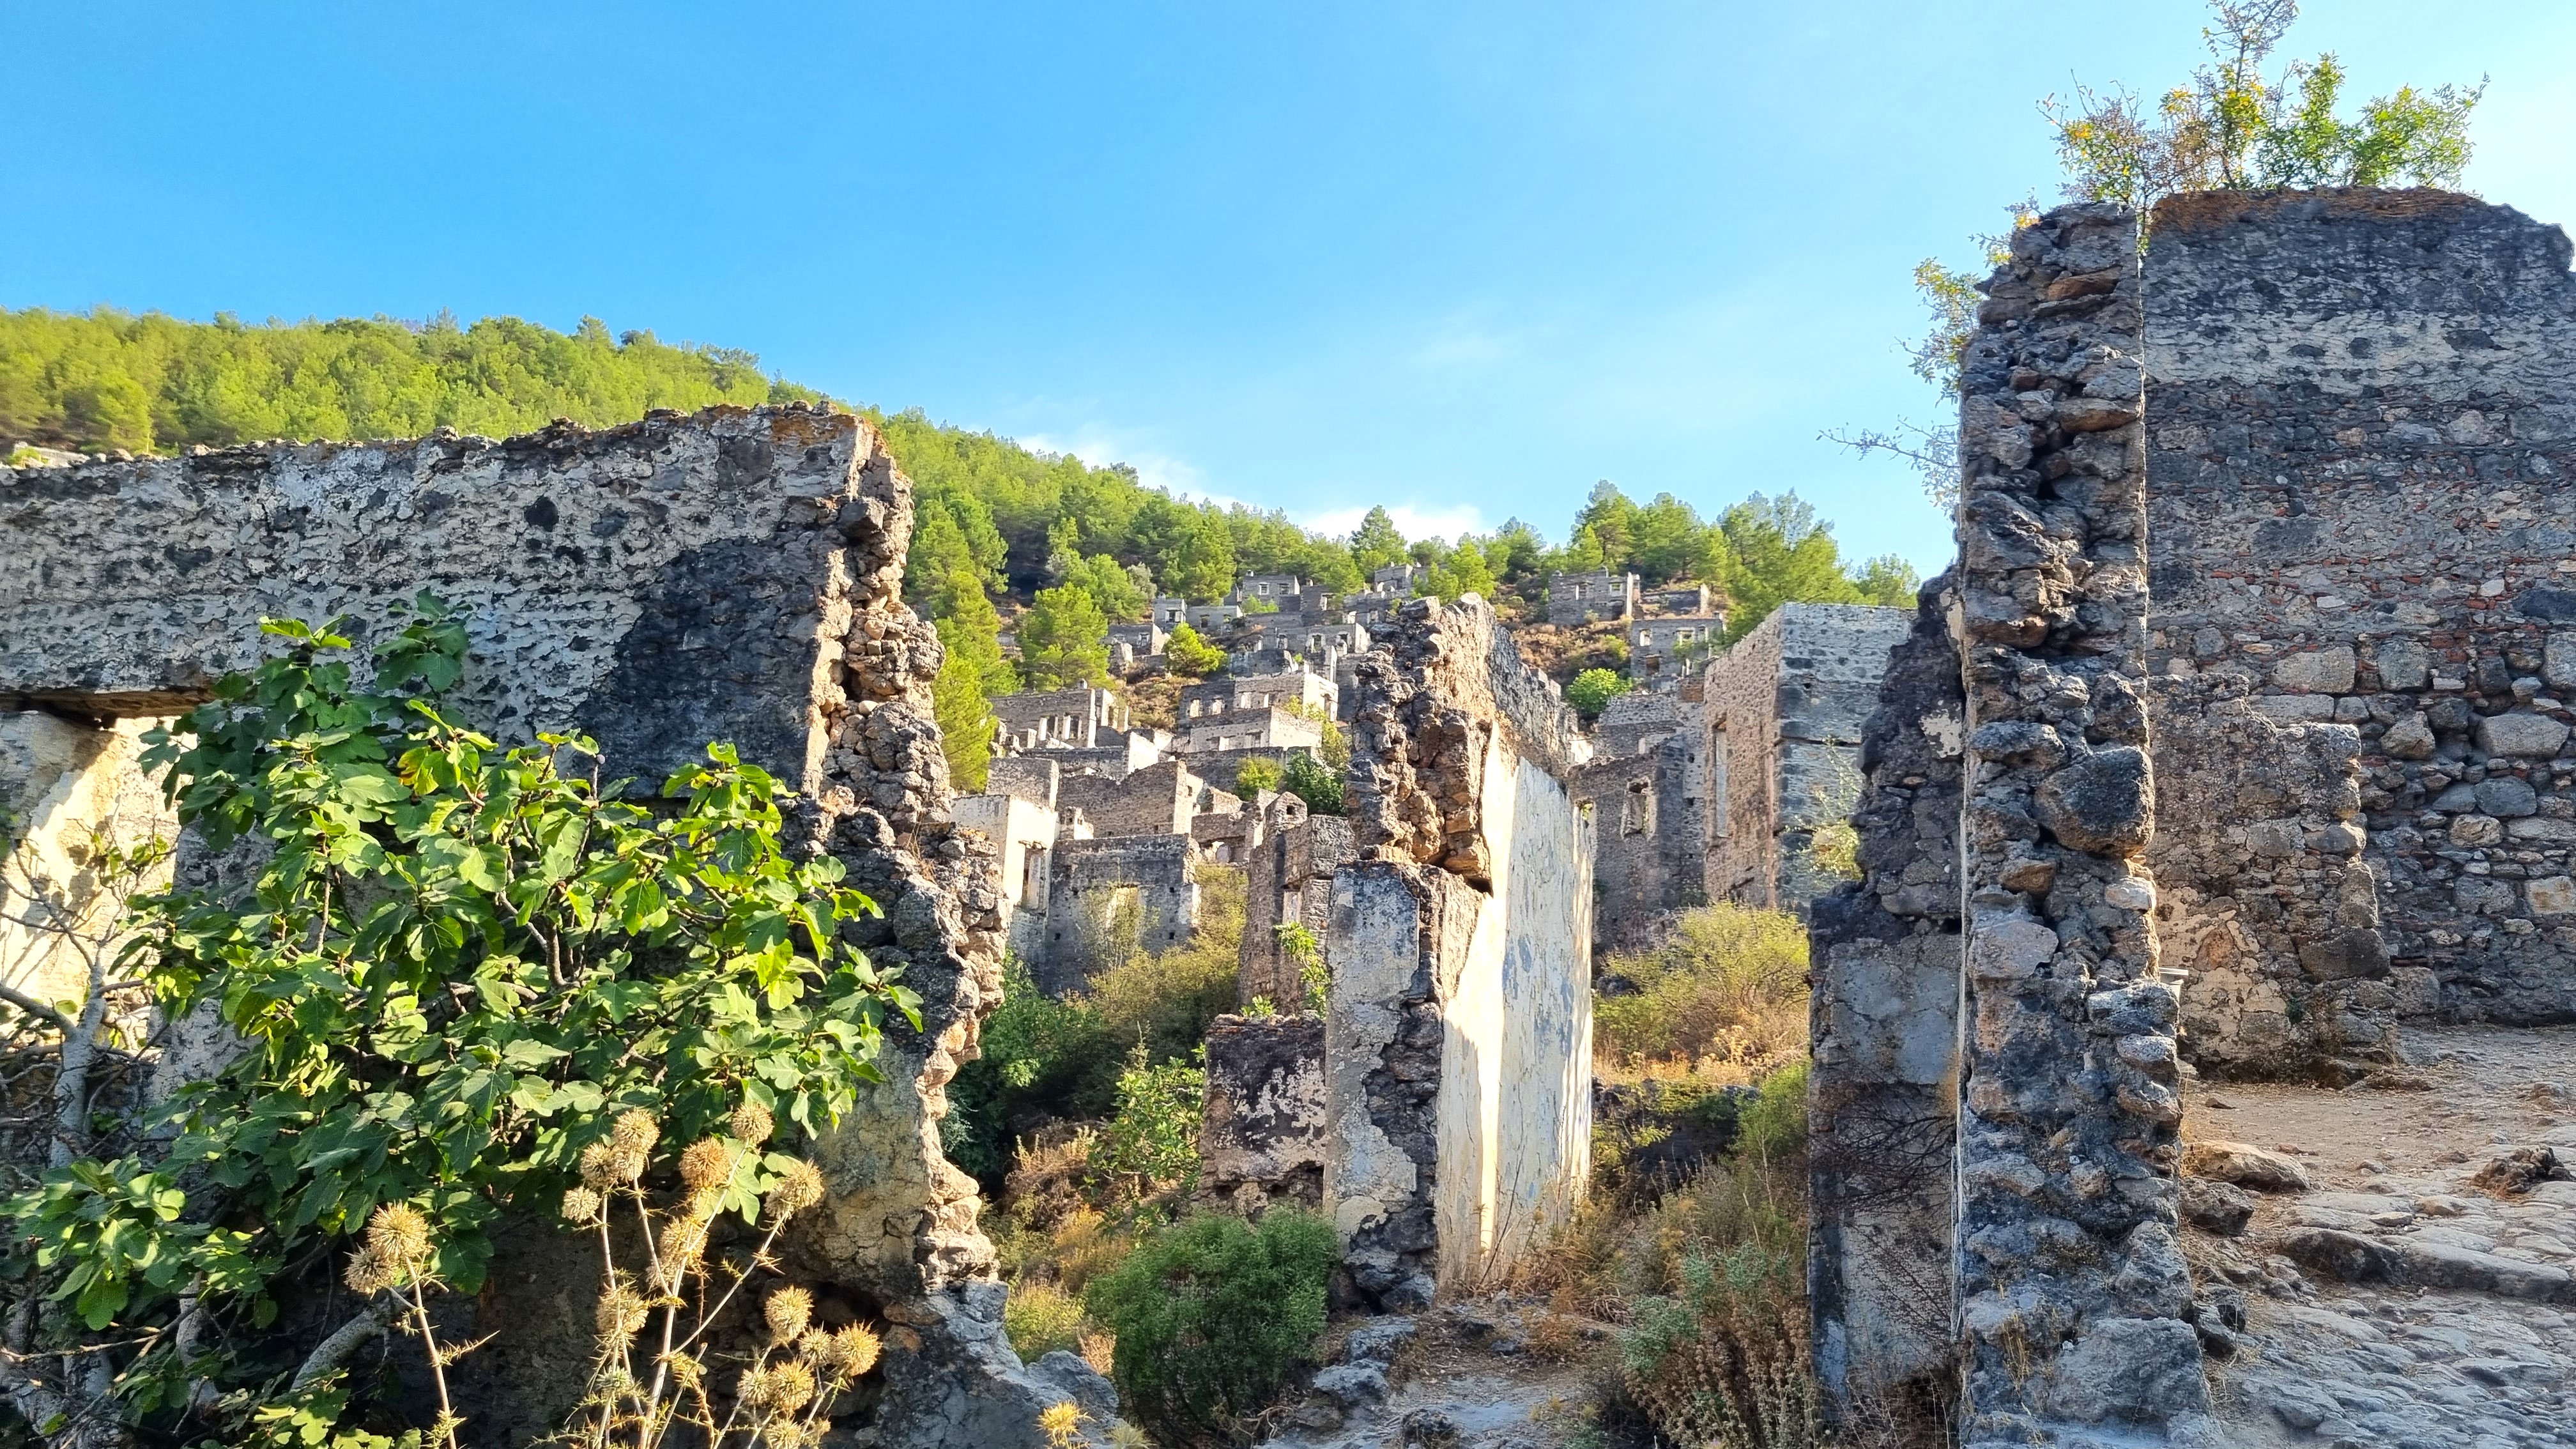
<box><xmin>0</xmin><ymin>406</ymin><xmax>1116</xmax><ymax>1447</ymax></box>
<box><xmin>1806</xmin><ymin>574</ymin><xmax>1966</xmax><ymax>1414</ymax></box>
<box><xmin>1327</xmin><ymin>595</ymin><xmax>1595</xmax><ymax>1308</ymax></box>
<box><xmin>2142</xmin><ymin>189</ymin><xmax>2576</xmax><ymax>1038</ymax></box>
<box><xmin>1949</xmin><ymin>203</ymin><xmax>2205</xmax><ymax>1445</ymax></box>
<box><xmin>1701</xmin><ymin>602</ymin><xmax>1914</xmax><ymax>914</ymax></box>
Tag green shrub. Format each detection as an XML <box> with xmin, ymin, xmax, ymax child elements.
<box><xmin>1593</xmin><ymin>902</ymin><xmax>1809</xmax><ymax>1076</ymax></box>
<box><xmin>1735</xmin><ymin>1060</ymin><xmax>1809</xmax><ymax>1163</ymax></box>
<box><xmin>1280</xmin><ymin>751</ymin><xmax>1342</xmax><ymax>816</ymax></box>
<box><xmin>0</xmin><ymin>604</ymin><xmax>916</xmax><ymax>1445</ymax></box>
<box><xmin>1166</xmin><ymin>623</ymin><xmax>1227</xmax><ymax>676</ymax></box>
<box><xmin>1566</xmin><ymin>667</ymin><xmax>1633</xmax><ymax>719</ymax></box>
<box><xmin>1085</xmin><ymin>1209</ymin><xmax>1338</xmax><ymax>1446</ymax></box>
<box><xmin>1004</xmin><ymin>1280</ymin><xmax>1090</xmax><ymax>1362</ymax></box>
<box><xmin>1230</xmin><ymin>755</ymin><xmax>1283</xmax><ymax>795</ymax></box>
<box><xmin>1085</xmin><ymin>1045</ymin><xmax>1206</xmax><ymax>1200</ymax></box>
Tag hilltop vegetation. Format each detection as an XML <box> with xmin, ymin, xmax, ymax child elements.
<box><xmin>0</xmin><ymin>305</ymin><xmax>823</xmax><ymax>454</ymax></box>
<box><xmin>1</xmin><ymin>304</ymin><xmax>1922</xmax><ymax>786</ymax></box>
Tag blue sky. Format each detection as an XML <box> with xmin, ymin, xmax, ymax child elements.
<box><xmin>6</xmin><ymin>2</ymin><xmax>2570</xmax><ymax>574</ymax></box>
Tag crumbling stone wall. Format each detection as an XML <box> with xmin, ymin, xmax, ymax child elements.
<box><xmin>1057</xmin><ymin>758</ymin><xmax>1200</xmax><ymax>836</ymax></box>
<box><xmin>2144</xmin><ymin>678</ymin><xmax>2398</xmax><ymax>1080</ymax></box>
<box><xmin>1816</xmin><ymin>188</ymin><xmax>2576</xmax><ymax>1448</ymax></box>
<box><xmin>1035</xmin><ymin>834</ymin><xmax>1199</xmax><ymax>997</ymax></box>
<box><xmin>1241</xmin><ymin>794</ymin><xmax>1353</xmax><ymax>1005</ymax></box>
<box><xmin>1806</xmin><ymin>574</ymin><xmax>1965</xmax><ymax>1419</ymax></box>
<box><xmin>1197</xmin><ymin>1013</ymin><xmax>1328</xmax><ymax>1215</ymax></box>
<box><xmin>1950</xmin><ymin>204</ymin><xmax>2208</xmax><ymax>1444</ymax></box>
<box><xmin>1575</xmin><ymin>691</ymin><xmax>1718</xmax><ymax>949</ymax></box>
<box><xmin>0</xmin><ymin>406</ymin><xmax>1107</xmax><ymax>1446</ymax></box>
<box><xmin>1701</xmin><ymin>602</ymin><xmax>1912</xmax><ymax>913</ymax></box>
<box><xmin>1327</xmin><ymin>596</ymin><xmax>1594</xmax><ymax>1307</ymax></box>
<box><xmin>2143</xmin><ymin>188</ymin><xmax>2576</xmax><ymax>1032</ymax></box>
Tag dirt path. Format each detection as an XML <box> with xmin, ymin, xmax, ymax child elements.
<box><xmin>1256</xmin><ymin>1299</ymin><xmax>1602</xmax><ymax>1449</ymax></box>
<box><xmin>2186</xmin><ymin>1023</ymin><xmax>2576</xmax><ymax>1448</ymax></box>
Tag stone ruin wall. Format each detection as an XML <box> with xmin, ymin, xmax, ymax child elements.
<box><xmin>2142</xmin><ymin>188</ymin><xmax>2576</xmax><ymax>1055</ymax></box>
<box><xmin>1947</xmin><ymin>204</ymin><xmax>2208</xmax><ymax>1445</ymax></box>
<box><xmin>1805</xmin><ymin>575</ymin><xmax>1965</xmax><ymax>1410</ymax></box>
<box><xmin>0</xmin><ymin>406</ymin><xmax>1112</xmax><ymax>1447</ymax></box>
<box><xmin>1814</xmin><ymin>189</ymin><xmax>2576</xmax><ymax>1447</ymax></box>
<box><xmin>1705</xmin><ymin>610</ymin><xmax>1786</xmax><ymax>903</ymax></box>
<box><xmin>1032</xmin><ymin>833</ymin><xmax>1200</xmax><ymax>998</ymax></box>
<box><xmin>1239</xmin><ymin>793</ymin><xmax>1354</xmax><ymax>1006</ymax></box>
<box><xmin>1577</xmin><ymin>691</ymin><xmax>1718</xmax><ymax>951</ymax></box>
<box><xmin>1698</xmin><ymin>604</ymin><xmax>1913</xmax><ymax>916</ymax></box>
<box><xmin>1325</xmin><ymin>595</ymin><xmax>1595</xmax><ymax>1307</ymax></box>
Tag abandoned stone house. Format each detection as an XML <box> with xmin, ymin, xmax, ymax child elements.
<box><xmin>1625</xmin><ymin>611</ymin><xmax>1726</xmax><ymax>688</ymax></box>
<box><xmin>1571</xmin><ymin>600</ymin><xmax>1909</xmax><ymax>949</ymax></box>
<box><xmin>1543</xmin><ymin>567</ymin><xmax>1639</xmax><ymax>625</ymax></box>
<box><xmin>1813</xmin><ymin>190</ymin><xmax>2576</xmax><ymax>1448</ymax></box>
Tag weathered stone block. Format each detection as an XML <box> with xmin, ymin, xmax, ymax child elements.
<box><xmin>2273</xmin><ymin>645</ymin><xmax>2357</xmax><ymax>693</ymax></box>
<box><xmin>2477</xmin><ymin>712</ymin><xmax>2570</xmax><ymax>758</ymax></box>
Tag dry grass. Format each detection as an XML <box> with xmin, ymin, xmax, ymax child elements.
<box><xmin>1506</xmin><ymin>618</ymin><xmax>1631</xmax><ymax>686</ymax></box>
<box><xmin>1595</xmin><ymin>903</ymin><xmax>1810</xmax><ymax>1084</ymax></box>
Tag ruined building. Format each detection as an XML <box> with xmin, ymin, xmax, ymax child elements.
<box><xmin>1574</xmin><ymin>601</ymin><xmax>1908</xmax><ymax>947</ymax></box>
<box><xmin>1543</xmin><ymin>567</ymin><xmax>1639</xmax><ymax>625</ymax></box>
<box><xmin>1</xmin><ymin>406</ymin><xmax>1117</xmax><ymax>1446</ymax></box>
<box><xmin>1813</xmin><ymin>190</ymin><xmax>2576</xmax><ymax>1447</ymax></box>
<box><xmin>1190</xmin><ymin>598</ymin><xmax>1600</xmax><ymax>1307</ymax></box>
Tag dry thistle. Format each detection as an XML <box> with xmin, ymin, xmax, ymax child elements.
<box><xmin>1037</xmin><ymin>1399</ymin><xmax>1083</xmax><ymax>1448</ymax></box>
<box><xmin>763</xmin><ymin>1359</ymin><xmax>816</xmax><ymax>1415</ymax></box>
<box><xmin>657</xmin><ymin>1214</ymin><xmax>712</xmax><ymax>1291</ymax></box>
<box><xmin>344</xmin><ymin>1243</ymin><xmax>400</xmax><ymax>1296</ymax></box>
<box><xmin>767</xmin><ymin>1159</ymin><xmax>825</xmax><ymax>1218</ymax></box>
<box><xmin>367</xmin><ymin>1203</ymin><xmax>434</xmax><ymax>1264</ymax></box>
<box><xmin>611</xmin><ymin>1109</ymin><xmax>661</xmax><ymax>1154</ymax></box>
<box><xmin>595</xmin><ymin>1280</ymin><xmax>650</xmax><ymax>1340</ymax></box>
<box><xmin>765</xmin><ymin>1286</ymin><xmax>814</xmax><ymax>1346</ymax></box>
<box><xmin>560</xmin><ymin>1186</ymin><xmax>604</xmax><ymax>1225</ymax></box>
<box><xmin>835</xmin><ymin>1322</ymin><xmax>882</xmax><ymax>1377</ymax></box>
<box><xmin>579</xmin><ymin>1140</ymin><xmax>619</xmax><ymax>1188</ymax></box>
<box><xmin>666</xmin><ymin>1351</ymin><xmax>704</xmax><ymax>1390</ymax></box>
<box><xmin>679</xmin><ymin>1135</ymin><xmax>736</xmax><ymax>1191</ymax></box>
<box><xmin>730</xmin><ymin>1100</ymin><xmax>775</xmax><ymax>1144</ymax></box>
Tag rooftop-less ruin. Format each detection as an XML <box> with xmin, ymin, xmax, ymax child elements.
<box><xmin>8</xmin><ymin>184</ymin><xmax>2576</xmax><ymax>1449</ymax></box>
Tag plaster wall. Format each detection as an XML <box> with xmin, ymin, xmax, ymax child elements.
<box><xmin>1326</xmin><ymin>595</ymin><xmax>1593</xmax><ymax>1307</ymax></box>
<box><xmin>0</xmin><ymin>714</ymin><xmax>175</xmax><ymax>1011</ymax></box>
<box><xmin>1427</xmin><ymin>749</ymin><xmax>1593</xmax><ymax>1286</ymax></box>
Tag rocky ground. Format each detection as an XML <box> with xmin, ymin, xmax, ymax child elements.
<box><xmin>1255</xmin><ymin>1299</ymin><xmax>1606</xmax><ymax>1449</ymax></box>
<box><xmin>2184</xmin><ymin>1023</ymin><xmax>2576</xmax><ymax>1448</ymax></box>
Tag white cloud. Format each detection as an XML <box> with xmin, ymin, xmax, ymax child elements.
<box><xmin>1016</xmin><ymin>429</ymin><xmax>1221</xmax><ymax>503</ymax></box>
<box><xmin>1299</xmin><ymin>501</ymin><xmax>1489</xmax><ymax>542</ymax></box>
